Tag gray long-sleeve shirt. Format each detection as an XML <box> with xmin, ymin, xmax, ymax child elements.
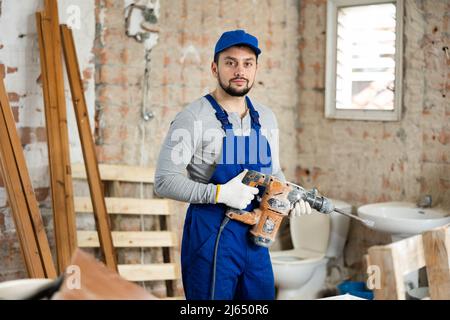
<box><xmin>154</xmin><ymin>96</ymin><xmax>285</xmax><ymax>204</ymax></box>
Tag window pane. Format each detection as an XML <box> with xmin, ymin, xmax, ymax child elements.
<box><xmin>336</xmin><ymin>3</ymin><xmax>396</xmax><ymax>110</ymax></box>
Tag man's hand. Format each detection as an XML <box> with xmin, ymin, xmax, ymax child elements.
<box><xmin>290</xmin><ymin>199</ymin><xmax>312</xmax><ymax>217</ymax></box>
<box><xmin>216</xmin><ymin>169</ymin><xmax>259</xmax><ymax>210</ymax></box>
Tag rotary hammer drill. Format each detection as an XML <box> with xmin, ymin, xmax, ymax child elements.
<box><xmin>225</xmin><ymin>170</ymin><xmax>372</xmax><ymax>247</ymax></box>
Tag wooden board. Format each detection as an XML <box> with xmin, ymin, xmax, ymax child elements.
<box><xmin>72</xmin><ymin>163</ymin><xmax>155</xmax><ymax>183</ymax></box>
<box><xmin>118</xmin><ymin>264</ymin><xmax>180</xmax><ymax>282</ymax></box>
<box><xmin>77</xmin><ymin>231</ymin><xmax>177</xmax><ymax>248</ymax></box>
<box><xmin>423</xmin><ymin>224</ymin><xmax>450</xmax><ymax>300</ymax></box>
<box><xmin>37</xmin><ymin>4</ymin><xmax>77</xmax><ymax>273</ymax></box>
<box><xmin>60</xmin><ymin>24</ymin><xmax>117</xmax><ymax>272</ymax></box>
<box><xmin>74</xmin><ymin>197</ymin><xmax>172</xmax><ymax>215</ymax></box>
<box><xmin>0</xmin><ymin>71</ymin><xmax>56</xmax><ymax>278</ymax></box>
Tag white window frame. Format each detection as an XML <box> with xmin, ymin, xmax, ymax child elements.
<box><xmin>325</xmin><ymin>0</ymin><xmax>404</xmax><ymax>121</ymax></box>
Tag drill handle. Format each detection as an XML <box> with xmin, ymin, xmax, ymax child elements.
<box><xmin>241</xmin><ymin>170</ymin><xmax>270</xmax><ymax>188</ymax></box>
<box><xmin>225</xmin><ymin>208</ymin><xmax>261</xmax><ymax>225</ymax></box>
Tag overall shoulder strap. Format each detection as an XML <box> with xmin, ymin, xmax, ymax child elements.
<box><xmin>245</xmin><ymin>96</ymin><xmax>261</xmax><ymax>130</ymax></box>
<box><xmin>204</xmin><ymin>94</ymin><xmax>233</xmax><ymax>131</ymax></box>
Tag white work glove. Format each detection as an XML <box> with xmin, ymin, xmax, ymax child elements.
<box><xmin>216</xmin><ymin>169</ymin><xmax>259</xmax><ymax>210</ymax></box>
<box><xmin>290</xmin><ymin>199</ymin><xmax>312</xmax><ymax>217</ymax></box>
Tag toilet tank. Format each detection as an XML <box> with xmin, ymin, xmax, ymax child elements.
<box><xmin>290</xmin><ymin>199</ymin><xmax>351</xmax><ymax>257</ymax></box>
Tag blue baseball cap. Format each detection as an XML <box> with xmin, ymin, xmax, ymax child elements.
<box><xmin>214</xmin><ymin>30</ymin><xmax>261</xmax><ymax>57</ymax></box>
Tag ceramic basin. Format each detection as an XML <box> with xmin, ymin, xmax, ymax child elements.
<box><xmin>357</xmin><ymin>201</ymin><xmax>450</xmax><ymax>237</ymax></box>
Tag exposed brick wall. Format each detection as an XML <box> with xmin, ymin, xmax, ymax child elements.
<box><xmin>0</xmin><ymin>0</ymin><xmax>95</xmax><ymax>281</ymax></box>
<box><xmin>95</xmin><ymin>0</ymin><xmax>300</xmax><ymax>178</ymax></box>
<box><xmin>94</xmin><ymin>0</ymin><xmax>300</xmax><ymax>296</ymax></box>
<box><xmin>297</xmin><ymin>0</ymin><xmax>450</xmax><ymax>278</ymax></box>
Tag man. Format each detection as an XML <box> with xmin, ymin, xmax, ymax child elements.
<box><xmin>155</xmin><ymin>30</ymin><xmax>311</xmax><ymax>300</ymax></box>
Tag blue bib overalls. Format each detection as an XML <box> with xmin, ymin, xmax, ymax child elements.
<box><xmin>180</xmin><ymin>94</ymin><xmax>275</xmax><ymax>300</ymax></box>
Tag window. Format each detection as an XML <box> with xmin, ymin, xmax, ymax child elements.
<box><xmin>325</xmin><ymin>0</ymin><xmax>403</xmax><ymax>121</ymax></box>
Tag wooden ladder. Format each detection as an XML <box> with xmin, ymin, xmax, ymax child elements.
<box><xmin>71</xmin><ymin>163</ymin><xmax>181</xmax><ymax>298</ymax></box>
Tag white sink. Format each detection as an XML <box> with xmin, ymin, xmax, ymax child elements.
<box><xmin>358</xmin><ymin>201</ymin><xmax>450</xmax><ymax>238</ymax></box>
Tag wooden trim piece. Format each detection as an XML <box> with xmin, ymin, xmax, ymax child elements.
<box><xmin>77</xmin><ymin>231</ymin><xmax>177</xmax><ymax>248</ymax></box>
<box><xmin>423</xmin><ymin>224</ymin><xmax>450</xmax><ymax>300</ymax></box>
<box><xmin>74</xmin><ymin>197</ymin><xmax>172</xmax><ymax>215</ymax></box>
<box><xmin>71</xmin><ymin>163</ymin><xmax>155</xmax><ymax>183</ymax></box>
<box><xmin>0</xmin><ymin>75</ymin><xmax>56</xmax><ymax>278</ymax></box>
<box><xmin>160</xmin><ymin>200</ymin><xmax>176</xmax><ymax>296</ymax></box>
<box><xmin>44</xmin><ymin>0</ymin><xmax>78</xmax><ymax>265</ymax></box>
<box><xmin>118</xmin><ymin>264</ymin><xmax>181</xmax><ymax>282</ymax></box>
<box><xmin>37</xmin><ymin>5</ymin><xmax>76</xmax><ymax>274</ymax></box>
<box><xmin>60</xmin><ymin>24</ymin><xmax>117</xmax><ymax>271</ymax></box>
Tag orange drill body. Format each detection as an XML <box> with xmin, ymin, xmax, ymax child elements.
<box><xmin>226</xmin><ymin>171</ymin><xmax>300</xmax><ymax>247</ymax></box>
<box><xmin>224</xmin><ymin>171</ymin><xmax>360</xmax><ymax>247</ymax></box>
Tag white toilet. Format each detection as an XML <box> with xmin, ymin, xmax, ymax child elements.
<box><xmin>270</xmin><ymin>199</ymin><xmax>352</xmax><ymax>300</ymax></box>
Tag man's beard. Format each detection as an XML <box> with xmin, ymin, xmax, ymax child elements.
<box><xmin>218</xmin><ymin>73</ymin><xmax>253</xmax><ymax>97</ymax></box>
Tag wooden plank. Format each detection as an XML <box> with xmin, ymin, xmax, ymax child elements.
<box><xmin>368</xmin><ymin>245</ymin><xmax>403</xmax><ymax>300</ymax></box>
<box><xmin>60</xmin><ymin>24</ymin><xmax>117</xmax><ymax>272</ymax></box>
<box><xmin>74</xmin><ymin>197</ymin><xmax>172</xmax><ymax>215</ymax></box>
<box><xmin>0</xmin><ymin>74</ymin><xmax>52</xmax><ymax>278</ymax></box>
<box><xmin>44</xmin><ymin>1</ymin><xmax>78</xmax><ymax>267</ymax></box>
<box><xmin>44</xmin><ymin>0</ymin><xmax>77</xmax><ymax>264</ymax></box>
<box><xmin>118</xmin><ymin>264</ymin><xmax>181</xmax><ymax>282</ymax></box>
<box><xmin>160</xmin><ymin>200</ymin><xmax>176</xmax><ymax>296</ymax></box>
<box><xmin>0</xmin><ymin>103</ymin><xmax>45</xmax><ymax>277</ymax></box>
<box><xmin>37</xmin><ymin>8</ymin><xmax>76</xmax><ymax>273</ymax></box>
<box><xmin>389</xmin><ymin>234</ymin><xmax>426</xmax><ymax>276</ymax></box>
<box><xmin>368</xmin><ymin>234</ymin><xmax>425</xmax><ymax>300</ymax></box>
<box><xmin>77</xmin><ymin>231</ymin><xmax>177</xmax><ymax>248</ymax></box>
<box><xmin>47</xmin><ymin>1</ymin><xmax>78</xmax><ymax>266</ymax></box>
<box><xmin>71</xmin><ymin>163</ymin><xmax>155</xmax><ymax>183</ymax></box>
<box><xmin>423</xmin><ymin>224</ymin><xmax>450</xmax><ymax>300</ymax></box>
<box><xmin>107</xmin><ymin>180</ymin><xmax>122</xmax><ymax>198</ymax></box>
<box><xmin>0</xmin><ymin>68</ymin><xmax>56</xmax><ymax>278</ymax></box>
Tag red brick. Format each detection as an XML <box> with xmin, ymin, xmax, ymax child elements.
<box><xmin>34</xmin><ymin>187</ymin><xmax>50</xmax><ymax>202</ymax></box>
<box><xmin>82</xmin><ymin>67</ymin><xmax>93</xmax><ymax>80</ymax></box>
<box><xmin>103</xmin><ymin>27</ymin><xmax>126</xmax><ymax>45</ymax></box>
<box><xmin>18</xmin><ymin>127</ymin><xmax>47</xmax><ymax>145</ymax></box>
<box><xmin>164</xmin><ymin>55</ymin><xmax>170</xmax><ymax>66</ymax></box>
<box><xmin>382</xmin><ymin>175</ymin><xmax>390</xmax><ymax>188</ymax></box>
<box><xmin>7</xmin><ymin>92</ymin><xmax>20</xmax><ymax>102</ymax></box>
<box><xmin>7</xmin><ymin>67</ymin><xmax>18</xmax><ymax>74</ymax></box>
<box><xmin>101</xmin><ymin>125</ymin><xmax>128</xmax><ymax>143</ymax></box>
<box><xmin>438</xmin><ymin>128</ymin><xmax>450</xmax><ymax>145</ymax></box>
<box><xmin>95</xmin><ymin>144</ymin><xmax>123</xmax><ymax>163</ymax></box>
<box><xmin>440</xmin><ymin>178</ymin><xmax>450</xmax><ymax>190</ymax></box>
<box><xmin>103</xmin><ymin>0</ymin><xmax>123</xmax><ymax>9</ymax></box>
<box><xmin>102</xmin><ymin>7</ymin><xmax>126</xmax><ymax>29</ymax></box>
<box><xmin>375</xmin><ymin>194</ymin><xmax>392</xmax><ymax>203</ymax></box>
